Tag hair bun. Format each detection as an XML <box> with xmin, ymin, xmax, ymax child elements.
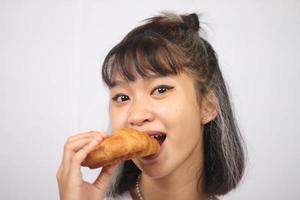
<box><xmin>181</xmin><ymin>13</ymin><xmax>200</xmax><ymax>32</ymax></box>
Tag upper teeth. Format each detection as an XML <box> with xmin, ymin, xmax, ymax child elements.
<box><xmin>151</xmin><ymin>134</ymin><xmax>164</xmax><ymax>138</ymax></box>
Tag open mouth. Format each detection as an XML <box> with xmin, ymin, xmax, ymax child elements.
<box><xmin>150</xmin><ymin>133</ymin><xmax>167</xmax><ymax>146</ymax></box>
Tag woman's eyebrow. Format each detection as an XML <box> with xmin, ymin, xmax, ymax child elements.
<box><xmin>110</xmin><ymin>74</ymin><xmax>165</xmax><ymax>89</ymax></box>
<box><xmin>110</xmin><ymin>80</ymin><xmax>126</xmax><ymax>88</ymax></box>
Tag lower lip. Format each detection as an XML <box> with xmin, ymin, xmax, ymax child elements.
<box><xmin>141</xmin><ymin>140</ymin><xmax>165</xmax><ymax>161</ymax></box>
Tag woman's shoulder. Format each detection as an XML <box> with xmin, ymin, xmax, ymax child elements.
<box><xmin>105</xmin><ymin>190</ymin><xmax>133</xmax><ymax>200</ymax></box>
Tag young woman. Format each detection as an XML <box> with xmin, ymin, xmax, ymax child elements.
<box><xmin>56</xmin><ymin>12</ymin><xmax>246</xmax><ymax>200</ymax></box>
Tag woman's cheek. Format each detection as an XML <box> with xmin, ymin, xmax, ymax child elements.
<box><xmin>160</xmin><ymin>100</ymin><xmax>181</xmax><ymax>117</ymax></box>
<box><xmin>156</xmin><ymin>101</ymin><xmax>182</xmax><ymax>133</ymax></box>
<box><xmin>109</xmin><ymin>106</ymin><xmax>126</xmax><ymax>130</ymax></box>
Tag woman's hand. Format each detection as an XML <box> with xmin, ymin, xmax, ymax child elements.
<box><xmin>56</xmin><ymin>131</ymin><xmax>119</xmax><ymax>200</ymax></box>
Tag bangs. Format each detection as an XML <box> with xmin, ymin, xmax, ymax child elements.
<box><xmin>102</xmin><ymin>32</ymin><xmax>189</xmax><ymax>87</ymax></box>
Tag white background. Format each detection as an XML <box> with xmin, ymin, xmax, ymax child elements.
<box><xmin>1</xmin><ymin>0</ymin><xmax>299</xmax><ymax>199</ymax></box>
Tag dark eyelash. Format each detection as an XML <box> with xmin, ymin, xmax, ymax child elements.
<box><xmin>111</xmin><ymin>94</ymin><xmax>129</xmax><ymax>102</ymax></box>
<box><xmin>151</xmin><ymin>85</ymin><xmax>174</xmax><ymax>95</ymax></box>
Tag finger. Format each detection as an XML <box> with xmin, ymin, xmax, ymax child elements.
<box><xmin>67</xmin><ymin>131</ymin><xmax>108</xmax><ymax>143</ymax></box>
<box><xmin>62</xmin><ymin>131</ymin><xmax>107</xmax><ymax>168</ymax></box>
<box><xmin>62</xmin><ymin>136</ymin><xmax>104</xmax><ymax>174</ymax></box>
<box><xmin>69</xmin><ymin>139</ymin><xmax>99</xmax><ymax>176</ymax></box>
<box><xmin>66</xmin><ymin>136</ymin><xmax>104</xmax><ymax>153</ymax></box>
<box><xmin>93</xmin><ymin>163</ymin><xmax>120</xmax><ymax>193</ymax></box>
<box><xmin>56</xmin><ymin>164</ymin><xmax>63</xmax><ymax>196</ymax></box>
<box><xmin>56</xmin><ymin>164</ymin><xmax>63</xmax><ymax>187</ymax></box>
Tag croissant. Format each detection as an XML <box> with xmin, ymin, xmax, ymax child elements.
<box><xmin>81</xmin><ymin>128</ymin><xmax>160</xmax><ymax>169</ymax></box>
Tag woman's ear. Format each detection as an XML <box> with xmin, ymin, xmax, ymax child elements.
<box><xmin>200</xmin><ymin>91</ymin><xmax>218</xmax><ymax>125</ymax></box>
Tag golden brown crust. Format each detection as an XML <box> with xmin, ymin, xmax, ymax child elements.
<box><xmin>81</xmin><ymin>128</ymin><xmax>160</xmax><ymax>169</ymax></box>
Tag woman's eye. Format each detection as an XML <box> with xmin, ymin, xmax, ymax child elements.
<box><xmin>151</xmin><ymin>85</ymin><xmax>174</xmax><ymax>96</ymax></box>
<box><xmin>112</xmin><ymin>94</ymin><xmax>130</xmax><ymax>102</ymax></box>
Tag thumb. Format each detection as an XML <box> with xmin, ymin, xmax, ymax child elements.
<box><xmin>93</xmin><ymin>163</ymin><xmax>120</xmax><ymax>194</ymax></box>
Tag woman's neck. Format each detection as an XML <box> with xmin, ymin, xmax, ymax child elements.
<box><xmin>131</xmin><ymin>141</ymin><xmax>209</xmax><ymax>200</ymax></box>
<box><xmin>141</xmin><ymin>176</ymin><xmax>207</xmax><ymax>200</ymax></box>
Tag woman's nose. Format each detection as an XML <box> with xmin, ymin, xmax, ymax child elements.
<box><xmin>127</xmin><ymin>99</ymin><xmax>155</xmax><ymax>127</ymax></box>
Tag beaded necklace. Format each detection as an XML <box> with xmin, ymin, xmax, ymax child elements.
<box><xmin>135</xmin><ymin>174</ymin><xmax>215</xmax><ymax>200</ymax></box>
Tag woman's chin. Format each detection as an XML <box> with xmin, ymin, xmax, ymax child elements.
<box><xmin>133</xmin><ymin>140</ymin><xmax>171</xmax><ymax>178</ymax></box>
<box><xmin>141</xmin><ymin>168</ymin><xmax>167</xmax><ymax>179</ymax></box>
<box><xmin>133</xmin><ymin>159</ymin><xmax>168</xmax><ymax>179</ymax></box>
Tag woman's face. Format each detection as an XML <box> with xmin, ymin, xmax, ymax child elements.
<box><xmin>109</xmin><ymin>71</ymin><xmax>206</xmax><ymax>178</ymax></box>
